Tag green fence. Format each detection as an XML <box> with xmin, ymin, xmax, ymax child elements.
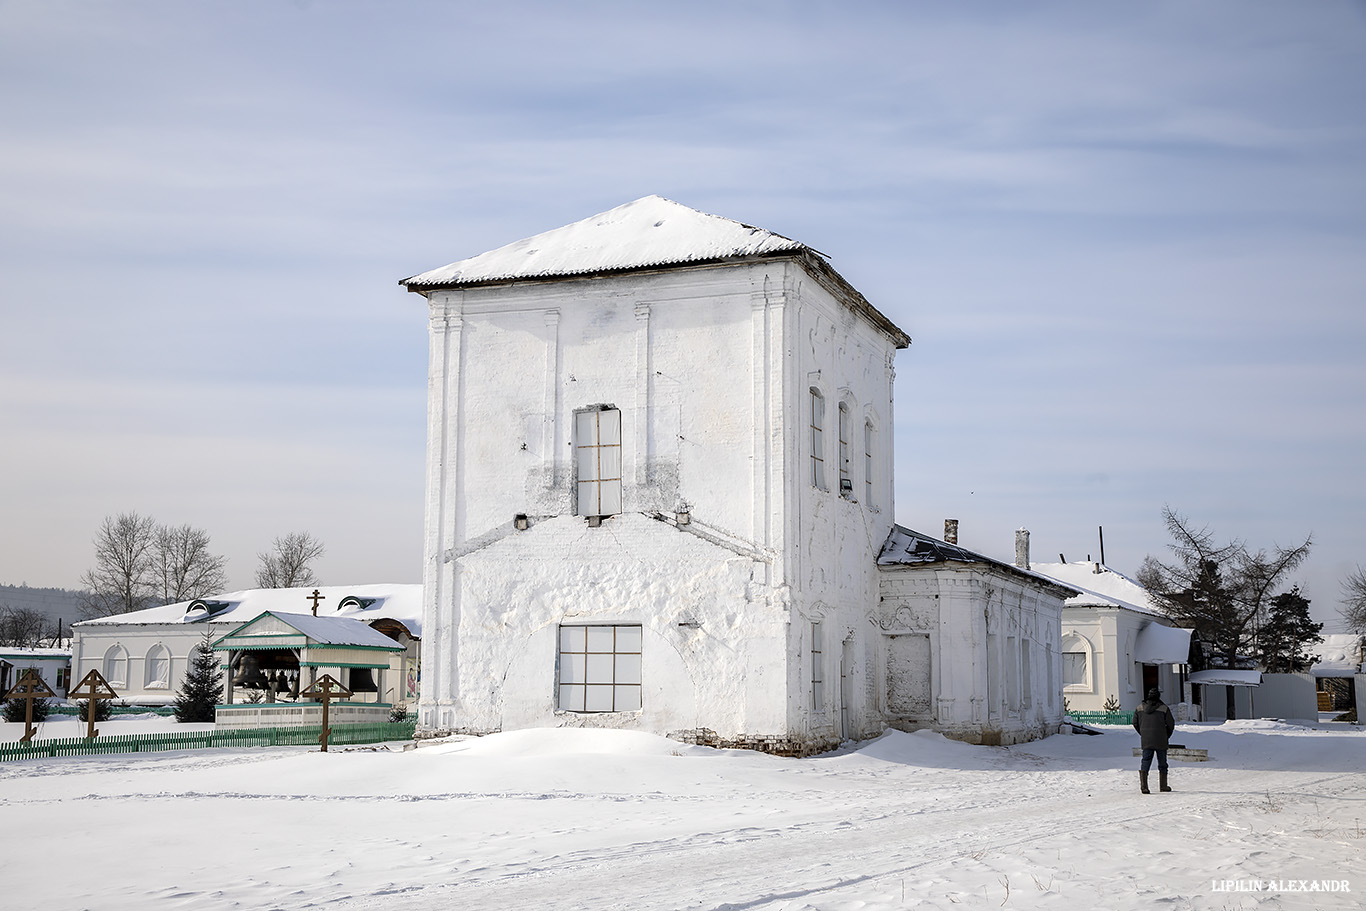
<box><xmin>1067</xmin><ymin>711</ymin><xmax>1134</xmax><ymax>726</ymax></box>
<box><xmin>49</xmin><ymin>705</ymin><xmax>177</xmax><ymax>717</ymax></box>
<box><xmin>0</xmin><ymin>721</ymin><xmax>417</xmax><ymax>763</ymax></box>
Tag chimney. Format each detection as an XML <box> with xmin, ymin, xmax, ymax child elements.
<box><xmin>1015</xmin><ymin>528</ymin><xmax>1030</xmax><ymax>570</ymax></box>
<box><xmin>944</xmin><ymin>519</ymin><xmax>959</xmax><ymax>545</ymax></box>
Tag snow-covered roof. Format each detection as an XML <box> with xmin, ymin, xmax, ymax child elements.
<box><xmin>1189</xmin><ymin>669</ymin><xmax>1262</xmax><ymax>687</ymax></box>
<box><xmin>402</xmin><ymin>196</ymin><xmax>808</xmax><ymax>288</ymax></box>
<box><xmin>401</xmin><ymin>196</ymin><xmax>912</xmax><ymax>349</ymax></box>
<box><xmin>0</xmin><ymin>647</ymin><xmax>70</xmax><ymax>660</ymax></box>
<box><xmin>212</xmin><ymin>612</ymin><xmax>404</xmax><ymax>651</ymax></box>
<box><xmin>72</xmin><ymin>584</ymin><xmax>422</xmax><ymax>638</ymax></box>
<box><xmin>1132</xmin><ymin>623</ymin><xmax>1193</xmax><ymax>665</ymax></box>
<box><xmin>1028</xmin><ymin>561</ymin><xmax>1165</xmax><ymax>616</ymax></box>
<box><xmin>877</xmin><ymin>526</ymin><xmax>1081</xmax><ymax>596</ymax></box>
<box><xmin>1309</xmin><ymin>634</ymin><xmax>1364</xmax><ymax>678</ymax></box>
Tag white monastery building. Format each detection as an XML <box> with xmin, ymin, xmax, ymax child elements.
<box><xmin>403</xmin><ymin>197</ymin><xmax>1075</xmax><ymax>752</ymax></box>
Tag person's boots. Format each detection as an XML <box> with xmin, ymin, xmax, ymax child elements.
<box><xmin>1159</xmin><ymin>770</ymin><xmax>1172</xmax><ymax>792</ymax></box>
<box><xmin>1140</xmin><ymin>771</ymin><xmax>1150</xmax><ymax>794</ymax></box>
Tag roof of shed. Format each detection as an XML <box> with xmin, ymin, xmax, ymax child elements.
<box><xmin>1309</xmin><ymin>634</ymin><xmax>1364</xmax><ymax>677</ymax></box>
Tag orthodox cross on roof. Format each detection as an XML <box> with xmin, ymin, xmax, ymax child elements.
<box><xmin>67</xmin><ymin>669</ymin><xmax>119</xmax><ymax>740</ymax></box>
<box><xmin>307</xmin><ymin>589</ymin><xmax>325</xmax><ymax>617</ymax></box>
<box><xmin>299</xmin><ymin>673</ymin><xmax>352</xmax><ymax>752</ymax></box>
<box><xmin>3</xmin><ymin>668</ymin><xmax>56</xmax><ymax>744</ymax></box>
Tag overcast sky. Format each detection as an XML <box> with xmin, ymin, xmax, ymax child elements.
<box><xmin>2</xmin><ymin>1</ymin><xmax>1362</xmax><ymax>631</ymax></box>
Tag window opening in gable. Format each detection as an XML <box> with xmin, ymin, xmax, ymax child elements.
<box><xmin>557</xmin><ymin>624</ymin><xmax>642</xmax><ymax>713</ymax></box>
<box><xmin>575</xmin><ymin>408</ymin><xmax>622</xmax><ymax>518</ymax></box>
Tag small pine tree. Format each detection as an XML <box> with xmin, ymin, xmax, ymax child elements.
<box><xmin>3</xmin><ymin>696</ymin><xmax>51</xmax><ymax>723</ymax></box>
<box><xmin>1258</xmin><ymin>587</ymin><xmax>1323</xmax><ymax>673</ymax></box>
<box><xmin>174</xmin><ymin>631</ymin><xmax>223</xmax><ymax>723</ymax></box>
<box><xmin>78</xmin><ymin>698</ymin><xmax>113</xmax><ymax>722</ymax></box>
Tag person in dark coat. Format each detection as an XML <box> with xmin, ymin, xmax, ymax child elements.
<box><xmin>1133</xmin><ymin>687</ymin><xmax>1176</xmax><ymax>793</ymax></box>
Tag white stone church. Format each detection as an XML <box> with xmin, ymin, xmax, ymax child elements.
<box><xmin>403</xmin><ymin>196</ymin><xmax>1074</xmax><ymax>752</ymax></box>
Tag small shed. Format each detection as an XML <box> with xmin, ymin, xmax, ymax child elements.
<box><xmin>212</xmin><ymin>612</ymin><xmax>405</xmax><ymax>729</ymax></box>
<box><xmin>1309</xmin><ymin>634</ymin><xmax>1364</xmax><ymax>713</ymax></box>
<box><xmin>0</xmin><ymin>647</ymin><xmax>71</xmax><ymax>697</ymax></box>
<box><xmin>1188</xmin><ymin>668</ymin><xmax>1261</xmax><ymax>721</ymax></box>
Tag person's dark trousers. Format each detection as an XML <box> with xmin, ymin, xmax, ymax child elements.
<box><xmin>1140</xmin><ymin>748</ymin><xmax>1172</xmax><ymax>792</ymax></box>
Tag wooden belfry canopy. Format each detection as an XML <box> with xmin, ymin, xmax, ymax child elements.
<box><xmin>212</xmin><ymin>611</ymin><xmax>404</xmax><ymax>707</ymax></box>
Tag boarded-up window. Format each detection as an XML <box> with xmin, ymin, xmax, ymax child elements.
<box><xmin>1006</xmin><ymin>636</ymin><xmax>1019</xmax><ymax>709</ymax></box>
<box><xmin>145</xmin><ymin>645</ymin><xmax>170</xmax><ymax>689</ymax></box>
<box><xmin>885</xmin><ymin>634</ymin><xmax>931</xmax><ymax>715</ymax></box>
<box><xmin>1020</xmin><ymin>638</ymin><xmax>1032</xmax><ymax>706</ymax></box>
<box><xmin>1063</xmin><ymin>652</ymin><xmax>1087</xmax><ymax>687</ymax></box>
<box><xmin>558</xmin><ymin>625</ymin><xmax>642</xmax><ymax>713</ymax></box>
<box><xmin>104</xmin><ymin>645</ymin><xmax>128</xmax><ymax>687</ymax></box>
<box><xmin>810</xmin><ymin>621</ymin><xmax>824</xmax><ymax>711</ymax></box>
<box><xmin>838</xmin><ymin>403</ymin><xmax>851</xmax><ymax>494</ymax></box>
<box><xmin>575</xmin><ymin>408</ymin><xmax>622</xmax><ymax>517</ymax></box>
<box><xmin>864</xmin><ymin>420</ymin><xmax>874</xmax><ymax>507</ymax></box>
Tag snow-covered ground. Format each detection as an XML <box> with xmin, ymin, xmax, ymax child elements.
<box><xmin>2</xmin><ymin>718</ymin><xmax>1362</xmax><ymax>910</ymax></box>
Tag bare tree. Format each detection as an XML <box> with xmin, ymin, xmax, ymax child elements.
<box><xmin>153</xmin><ymin>523</ymin><xmax>229</xmax><ymax>605</ymax></box>
<box><xmin>255</xmin><ymin>532</ymin><xmax>325</xmax><ymax>589</ymax></box>
<box><xmin>79</xmin><ymin>512</ymin><xmax>159</xmax><ymax>618</ymax></box>
<box><xmin>1341</xmin><ymin>565</ymin><xmax>1366</xmax><ymax>635</ymax></box>
<box><xmin>1138</xmin><ymin>506</ymin><xmax>1311</xmax><ymax>719</ymax></box>
<box><xmin>0</xmin><ymin>606</ymin><xmax>49</xmax><ymax>648</ymax></box>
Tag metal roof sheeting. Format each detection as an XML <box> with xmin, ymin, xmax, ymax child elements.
<box><xmin>401</xmin><ymin>196</ymin><xmax>808</xmax><ymax>288</ymax></box>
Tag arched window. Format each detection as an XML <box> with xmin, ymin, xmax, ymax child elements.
<box><xmin>1061</xmin><ymin>633</ymin><xmax>1094</xmax><ymax>692</ymax></box>
<box><xmin>863</xmin><ymin>419</ymin><xmax>875</xmax><ymax>507</ymax></box>
<box><xmin>837</xmin><ymin>403</ymin><xmax>852</xmax><ymax>495</ymax></box>
<box><xmin>103</xmin><ymin>644</ymin><xmax>128</xmax><ymax>687</ymax></box>
<box><xmin>809</xmin><ymin>389</ymin><xmax>826</xmax><ymax>490</ymax></box>
<box><xmin>145</xmin><ymin>644</ymin><xmax>170</xmax><ymax>689</ymax></box>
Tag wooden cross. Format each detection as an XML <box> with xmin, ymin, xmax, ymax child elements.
<box><xmin>299</xmin><ymin>673</ymin><xmax>352</xmax><ymax>752</ymax></box>
<box><xmin>67</xmin><ymin>669</ymin><xmax>120</xmax><ymax>739</ymax></box>
<box><xmin>3</xmin><ymin>669</ymin><xmax>56</xmax><ymax>744</ymax></box>
<box><xmin>306</xmin><ymin>589</ymin><xmax>325</xmax><ymax>616</ymax></box>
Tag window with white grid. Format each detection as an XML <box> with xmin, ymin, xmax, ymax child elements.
<box><xmin>810</xmin><ymin>389</ymin><xmax>826</xmax><ymax>490</ymax></box>
<box><xmin>575</xmin><ymin>408</ymin><xmax>622</xmax><ymax>517</ymax></box>
<box><xmin>558</xmin><ymin>625</ymin><xmax>642</xmax><ymax>713</ymax></box>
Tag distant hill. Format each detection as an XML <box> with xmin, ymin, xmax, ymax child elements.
<box><xmin>0</xmin><ymin>584</ymin><xmax>86</xmax><ymax>634</ymax></box>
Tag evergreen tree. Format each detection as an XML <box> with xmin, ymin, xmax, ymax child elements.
<box><xmin>174</xmin><ymin>631</ymin><xmax>223</xmax><ymax>723</ymax></box>
<box><xmin>1258</xmin><ymin>587</ymin><xmax>1322</xmax><ymax>673</ymax></box>
<box><xmin>3</xmin><ymin>695</ymin><xmax>51</xmax><ymax>723</ymax></box>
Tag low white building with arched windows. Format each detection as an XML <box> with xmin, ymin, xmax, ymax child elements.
<box><xmin>69</xmin><ymin>585</ymin><xmax>421</xmax><ymax>709</ymax></box>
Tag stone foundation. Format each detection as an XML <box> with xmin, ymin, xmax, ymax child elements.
<box><xmin>667</xmin><ymin>728</ymin><xmax>839</xmax><ymax>757</ymax></box>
